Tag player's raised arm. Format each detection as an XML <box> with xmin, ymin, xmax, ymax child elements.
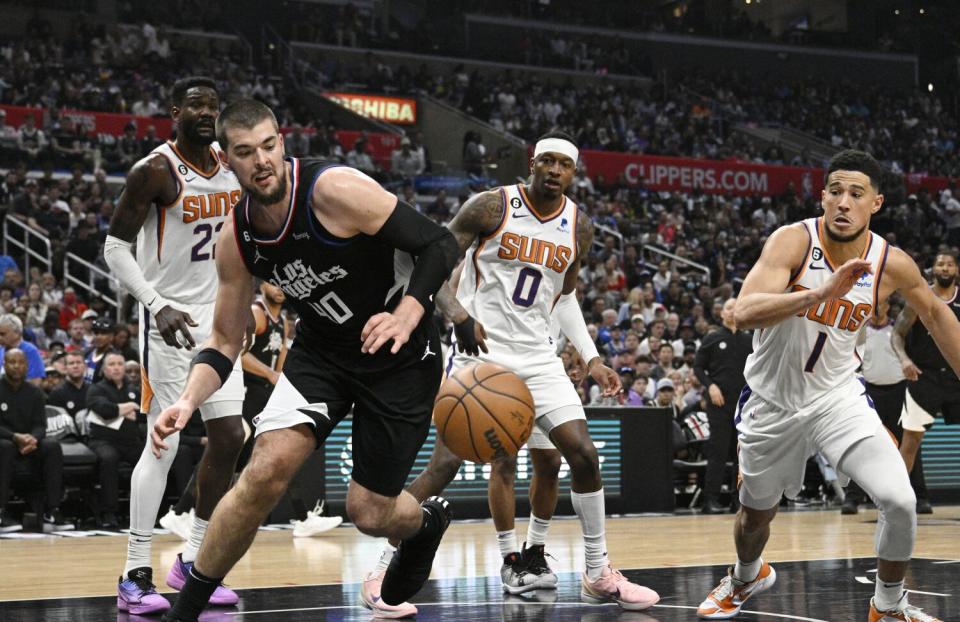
<box><xmin>734</xmin><ymin>224</ymin><xmax>872</xmax><ymax>329</ymax></box>
<box><xmin>151</xmin><ymin>217</ymin><xmax>253</xmax><ymax>455</ymax></box>
<box><xmin>885</xmin><ymin>247</ymin><xmax>960</xmax><ymax>379</ymax></box>
<box><xmin>312</xmin><ymin>167</ymin><xmax>459</xmax><ymax>354</ymax></box>
<box><xmin>103</xmin><ymin>155</ymin><xmax>198</xmax><ymax>349</ymax></box>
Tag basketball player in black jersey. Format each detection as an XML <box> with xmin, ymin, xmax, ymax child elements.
<box><xmin>891</xmin><ymin>251</ymin><xmax>960</xmax><ymax>514</ymax></box>
<box><xmin>239</xmin><ymin>280</ymin><xmax>288</xmax><ymax>447</ymax></box>
<box><xmin>150</xmin><ymin>100</ymin><xmax>459</xmax><ymax>622</ymax></box>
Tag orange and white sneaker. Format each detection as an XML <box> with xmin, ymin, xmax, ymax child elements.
<box><xmin>359</xmin><ymin>569</ymin><xmax>418</xmax><ymax>619</ymax></box>
<box><xmin>869</xmin><ymin>597</ymin><xmax>941</xmax><ymax>621</ymax></box>
<box><xmin>581</xmin><ymin>565</ymin><xmax>660</xmax><ymax>610</ymax></box>
<box><xmin>697</xmin><ymin>562</ymin><xmax>777</xmax><ymax>619</ymax></box>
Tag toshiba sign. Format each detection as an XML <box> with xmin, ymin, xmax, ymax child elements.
<box><xmin>324</xmin><ymin>92</ymin><xmax>417</xmax><ymax>125</ymax></box>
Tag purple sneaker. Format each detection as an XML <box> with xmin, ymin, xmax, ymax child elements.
<box><xmin>166</xmin><ymin>553</ymin><xmax>239</xmax><ymax>606</ymax></box>
<box><xmin>117</xmin><ymin>567</ymin><xmax>171</xmax><ymax>615</ymax></box>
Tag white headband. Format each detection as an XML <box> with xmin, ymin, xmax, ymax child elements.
<box><xmin>534</xmin><ymin>138</ymin><xmax>578</xmax><ymax>164</ymax></box>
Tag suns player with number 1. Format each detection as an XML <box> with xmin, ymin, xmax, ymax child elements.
<box><xmin>362</xmin><ymin>132</ymin><xmax>659</xmax><ymax>616</ymax></box>
<box><xmin>103</xmin><ymin>77</ymin><xmax>245</xmax><ymax>615</ymax></box>
<box><xmin>696</xmin><ymin>150</ymin><xmax>959</xmax><ymax>622</ymax></box>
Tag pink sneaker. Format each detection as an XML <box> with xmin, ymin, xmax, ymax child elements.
<box><xmin>360</xmin><ymin>570</ymin><xmax>418</xmax><ymax>618</ymax></box>
<box><xmin>117</xmin><ymin>567</ymin><xmax>170</xmax><ymax>615</ymax></box>
<box><xmin>166</xmin><ymin>553</ymin><xmax>239</xmax><ymax>606</ymax></box>
<box><xmin>581</xmin><ymin>565</ymin><xmax>660</xmax><ymax>611</ymax></box>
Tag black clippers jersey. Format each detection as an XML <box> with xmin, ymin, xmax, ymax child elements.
<box><xmin>905</xmin><ymin>285</ymin><xmax>960</xmax><ymax>380</ymax></box>
<box><xmin>232</xmin><ymin>158</ymin><xmax>435</xmax><ymax>371</ymax></box>
<box><xmin>244</xmin><ymin>298</ymin><xmax>285</xmax><ymax>387</ymax></box>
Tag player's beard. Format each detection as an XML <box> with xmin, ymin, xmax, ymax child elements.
<box><xmin>181</xmin><ymin>120</ymin><xmax>215</xmax><ymax>146</ymax></box>
<box><xmin>248</xmin><ymin>171</ymin><xmax>288</xmax><ymax>206</ymax></box>
<box><xmin>935</xmin><ymin>274</ymin><xmax>956</xmax><ymax>288</ymax></box>
<box><xmin>824</xmin><ymin>221</ymin><xmax>866</xmax><ymax>243</ymax></box>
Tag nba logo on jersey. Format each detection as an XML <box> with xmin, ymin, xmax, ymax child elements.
<box><xmin>558</xmin><ymin>218</ymin><xmax>570</xmax><ymax>232</ymax></box>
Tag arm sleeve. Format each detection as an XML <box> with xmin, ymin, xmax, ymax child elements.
<box><xmin>373</xmin><ymin>200</ymin><xmax>459</xmax><ymax>311</ymax></box>
<box><xmin>693</xmin><ymin>334</ymin><xmax>714</xmax><ymax>387</ymax></box>
<box><xmin>0</xmin><ymin>424</ymin><xmax>12</xmax><ymax>440</ymax></box>
<box><xmin>554</xmin><ymin>292</ymin><xmax>600</xmax><ymax>364</ymax></box>
<box><xmin>103</xmin><ymin>235</ymin><xmax>169</xmax><ymax>315</ymax></box>
<box><xmin>86</xmin><ymin>384</ymin><xmax>120</xmax><ymax>421</ymax></box>
<box><xmin>31</xmin><ymin>390</ymin><xmax>46</xmax><ymax>439</ymax></box>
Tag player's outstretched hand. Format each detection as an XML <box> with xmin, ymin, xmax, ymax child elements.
<box><xmin>816</xmin><ymin>258</ymin><xmax>873</xmax><ymax>302</ymax></box>
<box><xmin>589</xmin><ymin>359</ymin><xmax>624</xmax><ymax>401</ymax></box>
<box><xmin>151</xmin><ymin>400</ymin><xmax>193</xmax><ymax>458</ymax></box>
<box><xmin>155</xmin><ymin>305</ymin><xmax>198</xmax><ymax>350</ymax></box>
<box><xmin>453</xmin><ymin>315</ymin><xmax>488</xmax><ymax>356</ymax></box>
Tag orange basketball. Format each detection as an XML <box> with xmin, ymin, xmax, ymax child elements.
<box><xmin>433</xmin><ymin>363</ymin><xmax>535</xmax><ymax>463</ymax></box>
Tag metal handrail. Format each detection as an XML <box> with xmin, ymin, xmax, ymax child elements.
<box><xmin>594</xmin><ymin>222</ymin><xmax>624</xmax><ymax>256</ymax></box>
<box><xmin>642</xmin><ymin>244</ymin><xmax>711</xmax><ymax>283</ymax></box>
<box><xmin>2</xmin><ymin>215</ymin><xmax>52</xmax><ymax>276</ymax></box>
<box><xmin>63</xmin><ymin>252</ymin><xmax>122</xmax><ymax>321</ymax></box>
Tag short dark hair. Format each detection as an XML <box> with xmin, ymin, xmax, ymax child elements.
<box><xmin>935</xmin><ymin>250</ymin><xmax>958</xmax><ymax>266</ymax></box>
<box><xmin>825</xmin><ymin>149</ymin><xmax>884</xmax><ymax>192</ymax></box>
<box><xmin>171</xmin><ymin>77</ymin><xmax>218</xmax><ymax>107</ymax></box>
<box><xmin>536</xmin><ymin>130</ymin><xmax>579</xmax><ymax>150</ymax></box>
<box><xmin>215</xmin><ymin>99</ymin><xmax>278</xmax><ymax>150</ymax></box>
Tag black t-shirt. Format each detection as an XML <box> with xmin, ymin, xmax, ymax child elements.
<box><xmin>232</xmin><ymin>157</ymin><xmax>437</xmax><ymax>373</ymax></box>
<box><xmin>86</xmin><ymin>379</ymin><xmax>141</xmax><ymax>442</ymax></box>
<box><xmin>0</xmin><ymin>379</ymin><xmax>46</xmax><ymax>440</ymax></box>
<box><xmin>693</xmin><ymin>326</ymin><xmax>754</xmax><ymax>399</ymax></box>
<box><xmin>48</xmin><ymin>379</ymin><xmax>90</xmax><ymax>418</ymax></box>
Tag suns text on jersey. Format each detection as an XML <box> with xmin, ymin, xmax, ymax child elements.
<box><xmin>497</xmin><ymin>233</ymin><xmax>573</xmax><ymax>274</ymax></box>
<box><xmin>182</xmin><ymin>191</ymin><xmax>243</xmax><ymax>223</ymax></box>
<box><xmin>792</xmin><ymin>284</ymin><xmax>872</xmax><ymax>332</ymax></box>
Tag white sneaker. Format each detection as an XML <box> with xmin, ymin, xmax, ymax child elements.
<box><xmin>292</xmin><ymin>501</ymin><xmax>343</xmax><ymax>537</ymax></box>
<box><xmin>159</xmin><ymin>508</ymin><xmax>193</xmax><ymax>541</ymax></box>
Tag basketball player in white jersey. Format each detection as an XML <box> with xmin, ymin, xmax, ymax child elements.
<box><xmin>103</xmin><ymin>77</ymin><xmax>245</xmax><ymax>615</ymax></box>
<box><xmin>697</xmin><ymin>150</ymin><xmax>960</xmax><ymax>622</ymax></box>
<box><xmin>362</xmin><ymin>132</ymin><xmax>659</xmax><ymax>615</ymax></box>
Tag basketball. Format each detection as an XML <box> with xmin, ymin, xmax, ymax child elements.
<box><xmin>433</xmin><ymin>363</ymin><xmax>536</xmax><ymax>463</ymax></box>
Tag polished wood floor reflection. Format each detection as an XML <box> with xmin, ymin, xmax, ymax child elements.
<box><xmin>1</xmin><ymin>506</ymin><xmax>958</xmax><ymax>621</ymax></box>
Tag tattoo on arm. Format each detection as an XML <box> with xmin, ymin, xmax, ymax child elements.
<box><xmin>891</xmin><ymin>305</ymin><xmax>918</xmax><ymax>360</ymax></box>
<box><xmin>447</xmin><ymin>190</ymin><xmax>504</xmax><ymax>255</ymax></box>
<box><xmin>562</xmin><ymin>209</ymin><xmax>594</xmax><ymax>295</ymax></box>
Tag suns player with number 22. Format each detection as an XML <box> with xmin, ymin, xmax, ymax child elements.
<box><xmin>696</xmin><ymin>150</ymin><xmax>959</xmax><ymax>622</ymax></box>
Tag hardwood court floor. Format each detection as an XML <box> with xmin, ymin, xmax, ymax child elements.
<box><xmin>2</xmin><ymin>505</ymin><xmax>958</xmax><ymax>604</ymax></box>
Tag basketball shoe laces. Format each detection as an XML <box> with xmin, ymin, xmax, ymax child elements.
<box><xmin>889</xmin><ymin>603</ymin><xmax>939</xmax><ymax>622</ymax></box>
<box><xmin>710</xmin><ymin>573</ymin><xmax>745</xmax><ymax>604</ymax></box>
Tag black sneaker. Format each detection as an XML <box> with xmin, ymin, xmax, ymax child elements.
<box><xmin>380</xmin><ymin>496</ymin><xmax>451</xmax><ymax>605</ymax></box>
<box><xmin>0</xmin><ymin>510</ymin><xmax>22</xmax><ymax>533</ymax></box>
<box><xmin>101</xmin><ymin>512</ymin><xmax>120</xmax><ymax>530</ymax></box>
<box><xmin>520</xmin><ymin>543</ymin><xmax>558</xmax><ymax>590</ymax></box>
<box><xmin>43</xmin><ymin>509</ymin><xmax>74</xmax><ymax>531</ymax></box>
<box><xmin>916</xmin><ymin>498</ymin><xmax>934</xmax><ymax>515</ymax></box>
<box><xmin>841</xmin><ymin>495</ymin><xmax>859</xmax><ymax>515</ymax></box>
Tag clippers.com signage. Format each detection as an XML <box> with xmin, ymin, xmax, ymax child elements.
<box><xmin>323</xmin><ymin>92</ymin><xmax>417</xmax><ymax>125</ymax></box>
<box><xmin>581</xmin><ymin>150</ymin><xmax>824</xmax><ymax>197</ymax></box>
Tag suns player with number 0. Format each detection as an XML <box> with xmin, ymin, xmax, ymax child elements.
<box><xmin>696</xmin><ymin>150</ymin><xmax>959</xmax><ymax>622</ymax></box>
<box><xmin>103</xmin><ymin>77</ymin><xmax>245</xmax><ymax>615</ymax></box>
<box><xmin>360</xmin><ymin>131</ymin><xmax>659</xmax><ymax>616</ymax></box>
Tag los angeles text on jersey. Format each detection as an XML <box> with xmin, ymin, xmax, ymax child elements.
<box><xmin>182</xmin><ymin>190</ymin><xmax>243</xmax><ymax>223</ymax></box>
<box><xmin>497</xmin><ymin>233</ymin><xmax>573</xmax><ymax>274</ymax></box>
<box><xmin>792</xmin><ymin>284</ymin><xmax>872</xmax><ymax>332</ymax></box>
<box><xmin>268</xmin><ymin>259</ymin><xmax>348</xmax><ymax>300</ymax></box>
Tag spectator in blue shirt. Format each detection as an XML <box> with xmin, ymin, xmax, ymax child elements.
<box><xmin>0</xmin><ymin>314</ymin><xmax>46</xmax><ymax>386</ymax></box>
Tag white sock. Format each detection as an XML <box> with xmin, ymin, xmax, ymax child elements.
<box><xmin>181</xmin><ymin>516</ymin><xmax>208</xmax><ymax>563</ymax></box>
<box><xmin>124</xmin><ymin>529</ymin><xmax>153</xmax><ymax>578</ymax></box>
<box><xmin>124</xmin><ymin>418</ymin><xmax>180</xmax><ymax>576</ymax></box>
<box><xmin>874</xmin><ymin>579</ymin><xmax>905</xmax><ymax>611</ymax></box>
<box><xmin>375</xmin><ymin>544</ymin><xmax>396</xmax><ymax>575</ymax></box>
<box><xmin>526</xmin><ymin>514</ymin><xmax>551</xmax><ymax>547</ymax></box>
<box><xmin>571</xmin><ymin>489</ymin><xmax>608</xmax><ymax>580</ymax></box>
<box><xmin>497</xmin><ymin>529</ymin><xmax>518</xmax><ymax>558</ymax></box>
<box><xmin>734</xmin><ymin>556</ymin><xmax>762</xmax><ymax>582</ymax></box>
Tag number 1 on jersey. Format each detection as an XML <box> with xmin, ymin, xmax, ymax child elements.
<box><xmin>804</xmin><ymin>331</ymin><xmax>828</xmax><ymax>373</ymax></box>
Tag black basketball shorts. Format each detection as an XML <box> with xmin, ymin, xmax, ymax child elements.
<box><xmin>251</xmin><ymin>340</ymin><xmax>442</xmax><ymax>497</ymax></box>
<box><xmin>901</xmin><ymin>370</ymin><xmax>960</xmax><ymax>431</ymax></box>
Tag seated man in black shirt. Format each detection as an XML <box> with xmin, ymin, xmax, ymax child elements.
<box><xmin>0</xmin><ymin>349</ymin><xmax>68</xmax><ymax>532</ymax></box>
<box><xmin>86</xmin><ymin>351</ymin><xmax>142</xmax><ymax>529</ymax></box>
<box><xmin>48</xmin><ymin>352</ymin><xmax>90</xmax><ymax>419</ymax></box>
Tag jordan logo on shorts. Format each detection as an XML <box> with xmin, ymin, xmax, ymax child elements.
<box><xmin>422</xmin><ymin>341</ymin><xmax>436</xmax><ymax>360</ymax></box>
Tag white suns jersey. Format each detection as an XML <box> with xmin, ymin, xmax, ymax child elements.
<box><xmin>744</xmin><ymin>217</ymin><xmax>890</xmax><ymax>411</ymax></box>
<box><xmin>457</xmin><ymin>185</ymin><xmax>579</xmax><ymax>363</ymax></box>
<box><xmin>136</xmin><ymin>141</ymin><xmax>241</xmax><ymax>305</ymax></box>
